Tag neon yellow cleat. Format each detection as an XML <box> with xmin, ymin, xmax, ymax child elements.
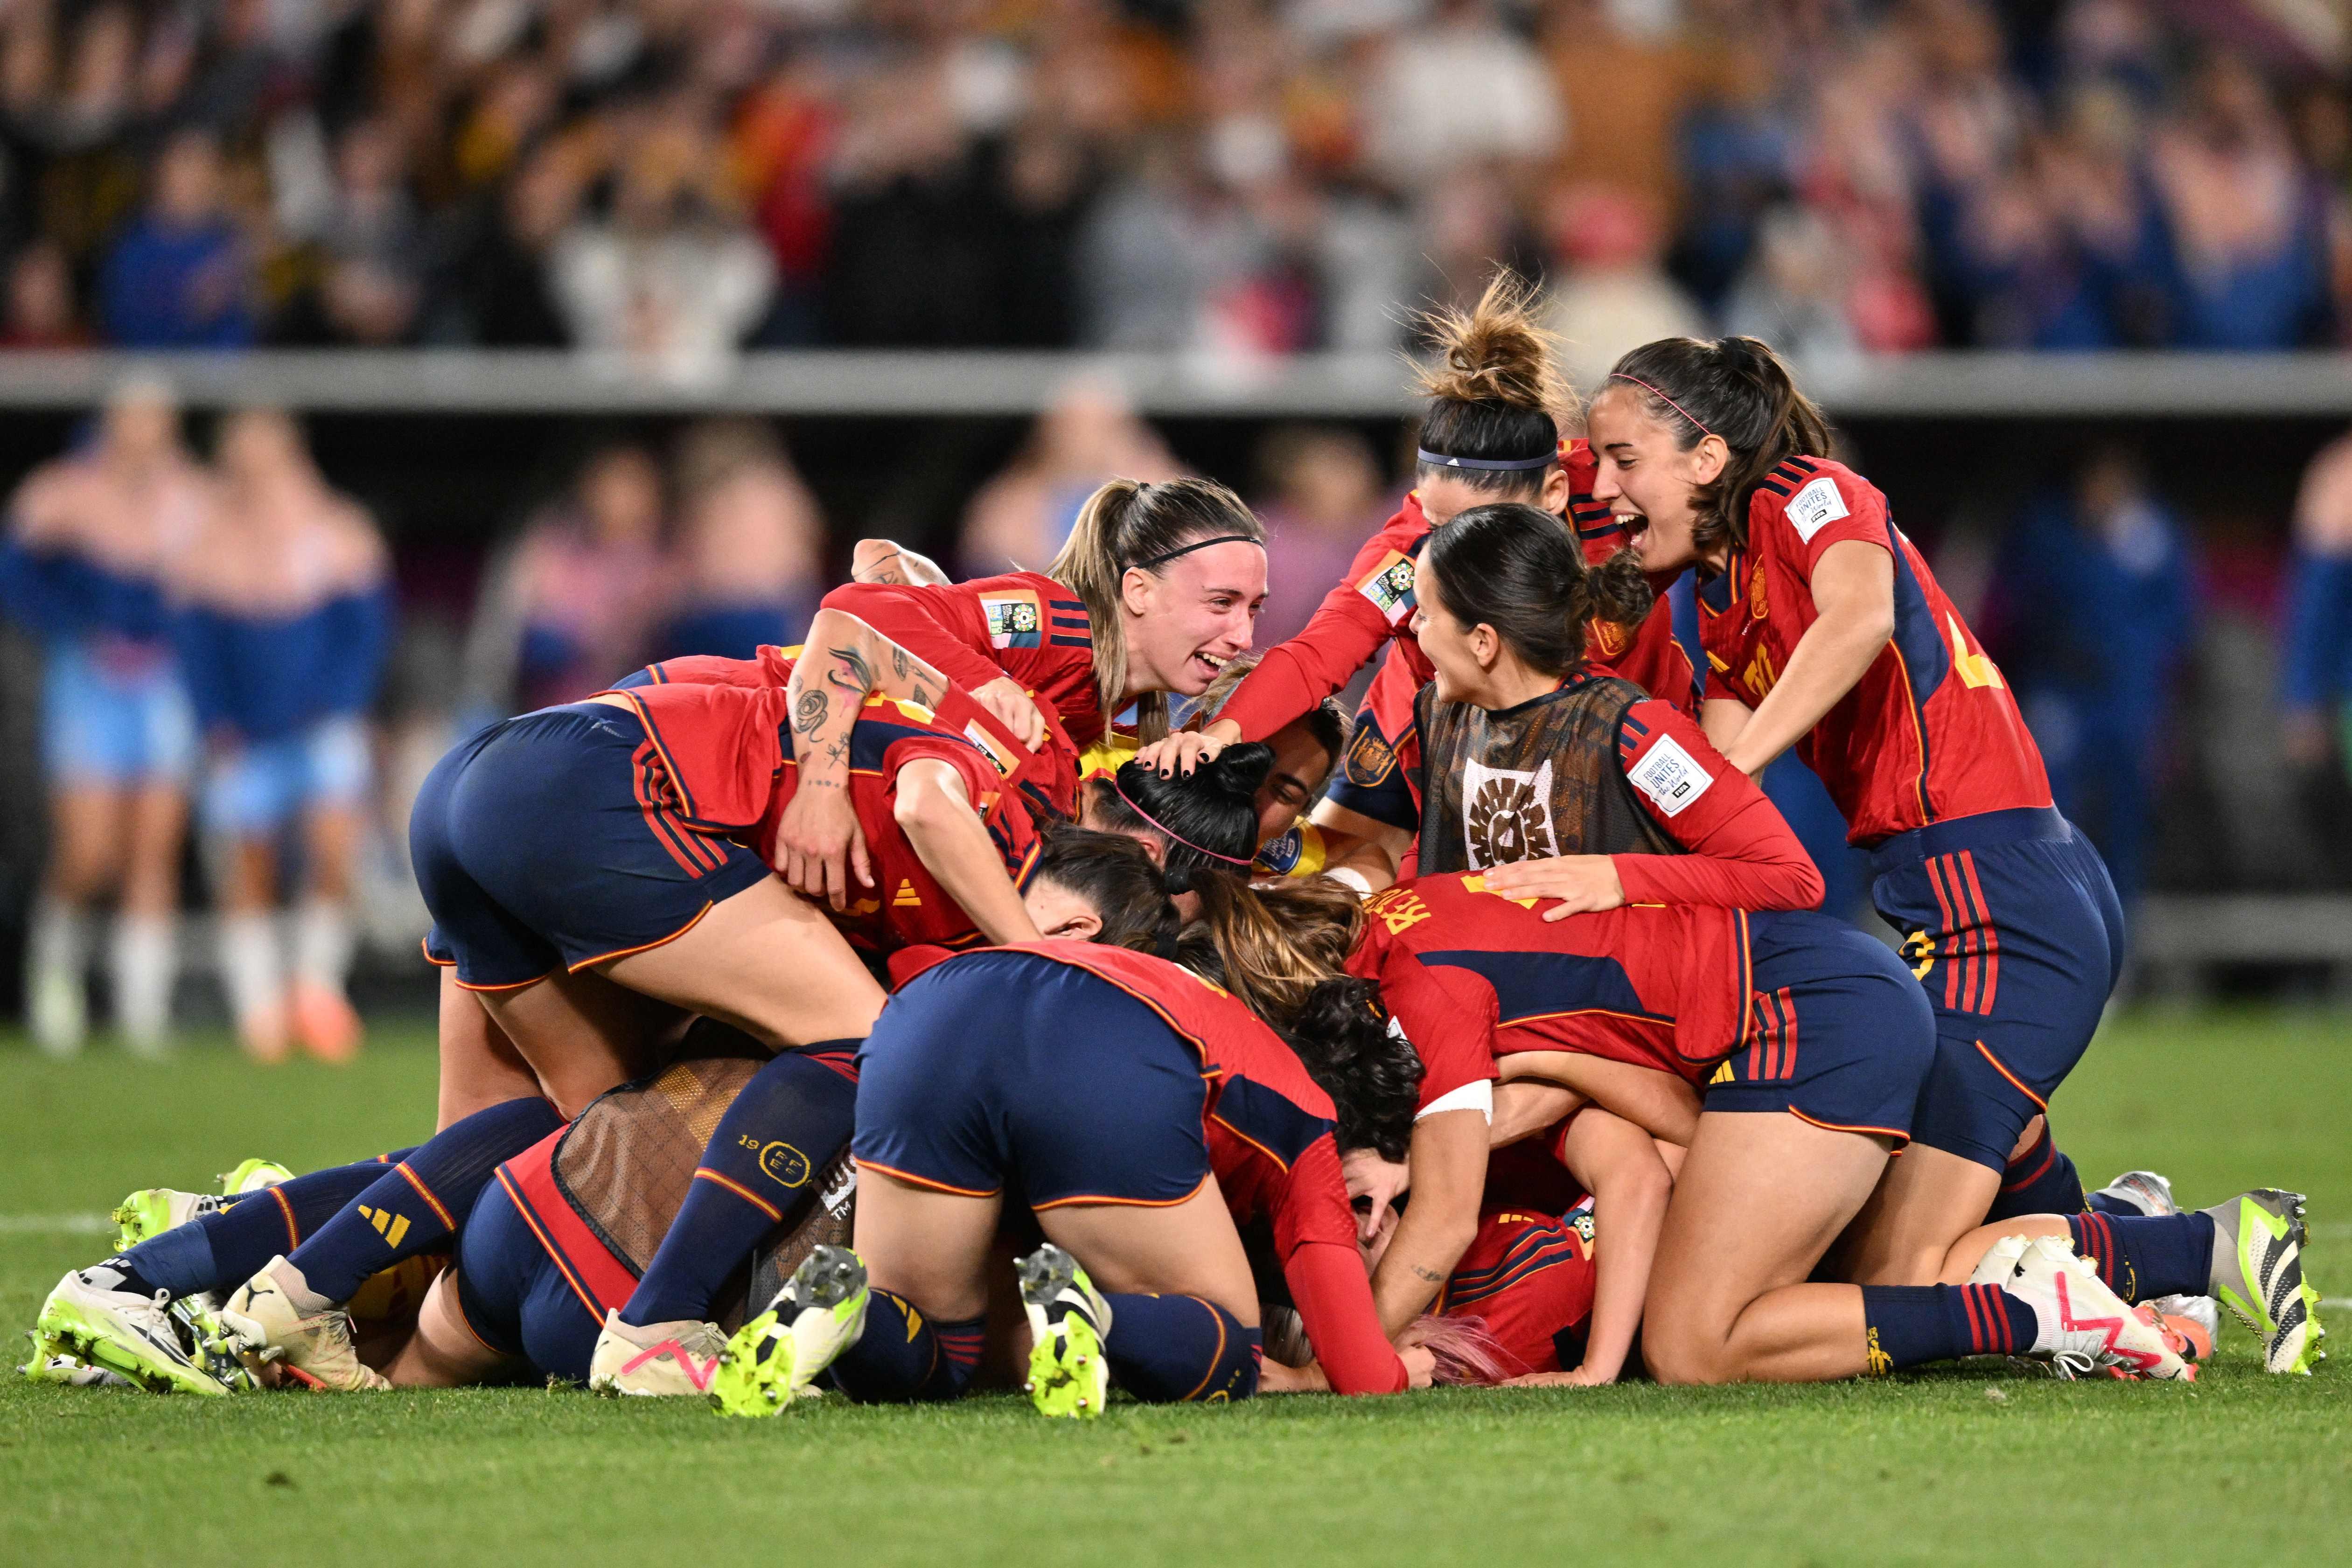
<box><xmin>219</xmin><ymin>1159</ymin><xmax>293</xmax><ymax>1195</ymax></box>
<box><xmin>1019</xmin><ymin>1243</ymin><xmax>1113</xmax><ymax>1418</ymax></box>
<box><xmin>2205</xmin><ymin>1190</ymin><xmax>2321</xmax><ymax>1375</ymax></box>
<box><xmin>710</xmin><ymin>1245</ymin><xmax>868</xmax><ymax>1418</ymax></box>
<box><xmin>35</xmin><ymin>1270</ymin><xmax>231</xmax><ymax>1395</ymax></box>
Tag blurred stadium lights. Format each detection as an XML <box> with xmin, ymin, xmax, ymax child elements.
<box><xmin>0</xmin><ymin>349</ymin><xmax>2348</xmax><ymax>418</ymax></box>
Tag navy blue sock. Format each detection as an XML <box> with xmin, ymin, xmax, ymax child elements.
<box><xmin>828</xmin><ymin>1291</ymin><xmax>984</xmax><ymax>1403</ymax></box>
<box><xmin>116</xmin><ymin>1153</ymin><xmax>416</xmax><ymax>1299</ymax></box>
<box><xmin>1103</xmin><ymin>1293</ymin><xmax>1261</xmax><ymax>1402</ymax></box>
<box><xmin>620</xmin><ymin>1042</ymin><xmax>860</xmax><ymax>1327</ymax></box>
<box><xmin>1860</xmin><ymin>1283</ymin><xmax>2036</xmax><ymax>1371</ymax></box>
<box><xmin>2068</xmin><ymin>1211</ymin><xmax>2215</xmax><ymax>1304</ymax></box>
<box><xmin>288</xmin><ymin>1099</ymin><xmax>560</xmax><ymax>1303</ymax></box>
<box><xmin>1984</xmin><ymin>1123</ymin><xmax>2085</xmax><ymax>1222</ymax></box>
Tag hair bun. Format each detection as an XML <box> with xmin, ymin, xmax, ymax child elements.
<box><xmin>1197</xmin><ymin>741</ymin><xmax>1275</xmax><ymax>801</ymax></box>
<box><xmin>1160</xmin><ymin>863</ymin><xmax>1198</xmax><ymax>896</ymax></box>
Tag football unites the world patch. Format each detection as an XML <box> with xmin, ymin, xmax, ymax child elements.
<box><xmin>1355</xmin><ymin>551</ymin><xmax>1418</xmax><ymax>627</ymax></box>
<box><xmin>980</xmin><ymin>592</ymin><xmax>1044</xmax><ymax>648</ymax></box>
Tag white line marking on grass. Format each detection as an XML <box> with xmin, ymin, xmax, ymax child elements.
<box><xmin>2309</xmin><ymin>1221</ymin><xmax>2352</xmax><ymax>1240</ymax></box>
<box><xmin>0</xmin><ymin>1214</ymin><xmax>112</xmax><ymax>1235</ymax></box>
<box><xmin>2323</xmin><ymin>1298</ymin><xmax>2352</xmax><ymax>1311</ymax></box>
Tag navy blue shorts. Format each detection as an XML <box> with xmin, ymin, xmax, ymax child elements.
<box><xmin>412</xmin><ymin>704</ymin><xmax>771</xmax><ymax>990</ymax></box>
<box><xmin>1703</xmin><ymin>909</ymin><xmax>1936</xmax><ymax>1145</ymax></box>
<box><xmin>853</xmin><ymin>951</ymin><xmax>1213</xmax><ymax>1210</ymax></box>
<box><xmin>1868</xmin><ymin>808</ymin><xmax>2124</xmax><ymax>1170</ymax></box>
<box><xmin>452</xmin><ymin>1176</ymin><xmax>604</xmax><ymax>1384</ymax></box>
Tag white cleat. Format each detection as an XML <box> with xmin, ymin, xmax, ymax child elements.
<box><xmin>1967</xmin><ymin>1233</ymin><xmax>2031</xmax><ymax>1287</ymax></box>
<box><xmin>35</xmin><ymin>1269</ymin><xmax>230</xmax><ymax>1395</ymax></box>
<box><xmin>709</xmin><ymin>1245</ymin><xmax>870</xmax><ymax>1417</ymax></box>
<box><xmin>587</xmin><ymin>1311</ymin><xmax>727</xmax><ymax>1397</ymax></box>
<box><xmin>2005</xmin><ymin>1236</ymin><xmax>2190</xmax><ymax>1381</ymax></box>
<box><xmin>2092</xmin><ymin>1171</ymin><xmax>2178</xmax><ymax>1218</ymax></box>
<box><xmin>217</xmin><ymin>1256</ymin><xmax>388</xmax><ymax>1392</ymax></box>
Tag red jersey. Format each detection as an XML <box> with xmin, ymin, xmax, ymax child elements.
<box><xmin>976</xmin><ymin>942</ymin><xmax>1408</xmax><ymax>1395</ymax></box>
<box><xmin>1349</xmin><ymin>871</ymin><xmax>1761</xmax><ymax>1087</ymax></box>
<box><xmin>1441</xmin><ymin>1202</ymin><xmax>1598</xmax><ymax>1379</ymax></box>
<box><xmin>602</xmin><ymin>683</ymin><xmax>1039</xmax><ymax>955</ymax></box>
<box><xmin>818</xmin><ymin>572</ymin><xmax>1107</xmax><ymax>748</ymax></box>
<box><xmin>1329</xmin><ymin>671</ymin><xmax>1822</xmax><ymax>911</ymax></box>
<box><xmin>1699</xmin><ymin>456</ymin><xmax>2051</xmax><ymax>844</ymax></box>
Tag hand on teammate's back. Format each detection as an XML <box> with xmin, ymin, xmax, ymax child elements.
<box><xmin>1478</xmin><ymin>855</ymin><xmax>1626</xmax><ymax>921</ymax></box>
<box><xmin>972</xmin><ymin>676</ymin><xmax>1047</xmax><ymax>749</ymax></box>
<box><xmin>774</xmin><ymin>784</ymin><xmax>873</xmax><ymax>910</ymax></box>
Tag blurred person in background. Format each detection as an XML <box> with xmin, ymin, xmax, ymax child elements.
<box><xmin>461</xmin><ymin>442</ymin><xmax>669</xmax><ymax>718</ymax></box>
<box><xmin>1985</xmin><ymin>443</ymin><xmax>2196</xmax><ymax>907</ymax></box>
<box><xmin>0</xmin><ymin>381</ymin><xmax>206</xmax><ymax>1055</ymax></box>
<box><xmin>97</xmin><ymin>126</ymin><xmax>255</xmax><ymax>348</ymax></box>
<box><xmin>293</xmin><ymin>114</ymin><xmax>426</xmax><ymax>346</ymax></box>
<box><xmin>959</xmin><ymin>375</ymin><xmax>1184</xmax><ymax>573</ymax></box>
<box><xmin>654</xmin><ymin>419</ymin><xmax>824</xmax><ymax>662</ymax></box>
<box><xmin>0</xmin><ymin>238</ymin><xmax>86</xmax><ymax>347</ymax></box>
<box><xmin>2282</xmin><ymin>426</ymin><xmax>2352</xmax><ymax>785</ymax></box>
<box><xmin>1250</xmin><ymin>423</ymin><xmax>1392</xmax><ymax>647</ymax></box>
<box><xmin>1545</xmin><ymin>181</ymin><xmax>1706</xmax><ymax>388</ymax></box>
<box><xmin>1721</xmin><ymin>203</ymin><xmax>1857</xmax><ymax>355</ymax></box>
<box><xmin>173</xmin><ymin>409</ymin><xmax>391</xmax><ymax>1062</ymax></box>
<box><xmin>1361</xmin><ymin>0</ymin><xmax>1564</xmax><ymax>194</ymax></box>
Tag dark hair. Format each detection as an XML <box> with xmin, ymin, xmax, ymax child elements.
<box><xmin>1176</xmin><ymin>877</ymin><xmax>1421</xmax><ymax>1161</ymax></box>
<box><xmin>1604</xmin><ymin>335</ymin><xmax>1832</xmax><ymax>557</ymax></box>
<box><xmin>1200</xmin><ymin>653</ymin><xmax>1344</xmax><ymax>794</ymax></box>
<box><xmin>1047</xmin><ymin>477</ymin><xmax>1268</xmax><ymax>744</ymax></box>
<box><xmin>1412</xmin><ymin>272</ymin><xmax>1577</xmax><ymax>500</ymax></box>
<box><xmin>1420</xmin><ymin>502</ymin><xmax>1653</xmax><ymax>678</ymax></box>
<box><xmin>1087</xmin><ymin>742</ymin><xmax>1272</xmax><ymax>889</ymax></box>
<box><xmin>1026</xmin><ymin>826</ymin><xmax>1179</xmax><ymax>955</ymax></box>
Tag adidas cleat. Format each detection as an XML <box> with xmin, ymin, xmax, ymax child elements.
<box><xmin>110</xmin><ymin>1189</ymin><xmax>223</xmax><ymax>1252</ymax></box>
<box><xmin>588</xmin><ymin>1311</ymin><xmax>727</xmax><ymax>1397</ymax></box>
<box><xmin>2205</xmin><ymin>1190</ymin><xmax>2321</xmax><ymax>1374</ymax></box>
<box><xmin>20</xmin><ymin>1335</ymin><xmax>134</xmax><ymax>1388</ymax></box>
<box><xmin>710</xmin><ymin>1245</ymin><xmax>869</xmax><ymax>1418</ymax></box>
<box><xmin>35</xmin><ymin>1270</ymin><xmax>231</xmax><ymax>1395</ymax></box>
<box><xmin>219</xmin><ymin>1159</ymin><xmax>293</xmax><ymax>1195</ymax></box>
<box><xmin>2006</xmin><ymin>1235</ymin><xmax>2189</xmax><ymax>1382</ymax></box>
<box><xmin>1019</xmin><ymin>1243</ymin><xmax>1112</xmax><ymax>1419</ymax></box>
<box><xmin>2093</xmin><ymin>1170</ymin><xmax>2178</xmax><ymax>1218</ymax></box>
<box><xmin>218</xmin><ymin>1257</ymin><xmax>388</xmax><ymax>1392</ymax></box>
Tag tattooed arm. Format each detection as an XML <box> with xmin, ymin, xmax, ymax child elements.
<box><xmin>850</xmin><ymin>537</ymin><xmax>952</xmax><ymax>587</ymax></box>
<box><xmin>773</xmin><ymin>609</ymin><xmax>949</xmax><ymax>909</ymax></box>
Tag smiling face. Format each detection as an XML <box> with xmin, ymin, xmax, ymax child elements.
<box><xmin>1408</xmin><ymin>571</ymin><xmax>1494</xmax><ymax>706</ymax></box>
<box><xmin>1585</xmin><ymin>384</ymin><xmax>1727</xmax><ymax>575</ymax></box>
<box><xmin>1121</xmin><ymin>539</ymin><xmax>1267</xmax><ymax>697</ymax></box>
<box><xmin>1255</xmin><ymin>717</ymin><xmax>1337</xmax><ymax>844</ymax></box>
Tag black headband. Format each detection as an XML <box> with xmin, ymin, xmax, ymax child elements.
<box><xmin>1416</xmin><ymin>448</ymin><xmax>1558</xmax><ymax>472</ymax></box>
<box><xmin>1131</xmin><ymin>534</ymin><xmax>1263</xmax><ymax>571</ymax></box>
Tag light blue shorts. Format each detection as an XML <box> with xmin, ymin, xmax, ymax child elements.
<box><xmin>42</xmin><ymin>638</ymin><xmax>196</xmax><ymax>787</ymax></box>
<box><xmin>202</xmin><ymin>714</ymin><xmax>373</xmax><ymax>836</ymax></box>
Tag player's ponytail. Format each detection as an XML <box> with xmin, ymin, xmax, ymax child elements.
<box><xmin>1605</xmin><ymin>335</ymin><xmax>1831</xmax><ymax>556</ymax></box>
<box><xmin>1421</xmin><ymin>502</ymin><xmax>1654</xmax><ymax>679</ymax></box>
<box><xmin>1048</xmin><ymin>476</ymin><xmax>1268</xmax><ymax>743</ymax></box>
<box><xmin>1413</xmin><ymin>272</ymin><xmax>1577</xmax><ymax>500</ymax></box>
<box><xmin>1086</xmin><ymin>743</ymin><xmax>1271</xmax><ymax>884</ymax></box>
<box><xmin>1027</xmin><ymin>826</ymin><xmax>1179</xmax><ymax>955</ymax></box>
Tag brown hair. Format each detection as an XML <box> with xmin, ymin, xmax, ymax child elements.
<box><xmin>1047</xmin><ymin>476</ymin><xmax>1266</xmax><ymax>743</ymax></box>
<box><xmin>1412</xmin><ymin>272</ymin><xmax>1579</xmax><ymax>498</ymax></box>
<box><xmin>1605</xmin><ymin>335</ymin><xmax>1832</xmax><ymax>558</ymax></box>
<box><xmin>1420</xmin><ymin>502</ymin><xmax>1653</xmax><ymax>678</ymax></box>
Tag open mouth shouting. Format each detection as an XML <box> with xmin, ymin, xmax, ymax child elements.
<box><xmin>1190</xmin><ymin>648</ymin><xmax>1232</xmax><ymax>684</ymax></box>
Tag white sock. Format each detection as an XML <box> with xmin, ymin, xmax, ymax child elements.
<box><xmin>109</xmin><ymin>914</ymin><xmax>178</xmax><ymax>1053</ymax></box>
<box><xmin>293</xmin><ymin>899</ymin><xmax>356</xmax><ymax>995</ymax></box>
<box><xmin>215</xmin><ymin>913</ymin><xmax>285</xmax><ymax>1032</ymax></box>
<box><xmin>27</xmin><ymin>896</ymin><xmax>91</xmax><ymax>1053</ymax></box>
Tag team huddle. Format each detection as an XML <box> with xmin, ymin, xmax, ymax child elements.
<box><xmin>27</xmin><ymin>282</ymin><xmax>2326</xmax><ymax>1414</ymax></box>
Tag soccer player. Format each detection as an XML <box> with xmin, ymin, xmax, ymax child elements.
<box><xmin>1</xmin><ymin>379</ymin><xmax>208</xmax><ymax>1055</ymax></box>
<box><xmin>172</xmin><ymin>409</ymin><xmax>392</xmax><ymax>1061</ymax></box>
<box><xmin>1565</xmin><ymin>335</ymin><xmax>2316</xmax><ymax>1374</ymax></box>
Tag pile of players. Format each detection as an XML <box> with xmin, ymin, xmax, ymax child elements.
<box><xmin>26</xmin><ymin>282</ymin><xmax>2324</xmax><ymax>1415</ymax></box>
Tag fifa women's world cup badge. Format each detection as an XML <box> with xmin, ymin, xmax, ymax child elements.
<box><xmin>981</xmin><ymin>593</ymin><xmax>1044</xmax><ymax>649</ymax></box>
<box><xmin>1461</xmin><ymin>758</ymin><xmax>1558</xmax><ymax>867</ymax></box>
<box><xmin>1355</xmin><ymin>551</ymin><xmax>1419</xmax><ymax>627</ymax></box>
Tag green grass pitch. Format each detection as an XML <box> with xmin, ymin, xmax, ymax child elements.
<box><xmin>2</xmin><ymin>1010</ymin><xmax>2346</xmax><ymax>1566</ymax></box>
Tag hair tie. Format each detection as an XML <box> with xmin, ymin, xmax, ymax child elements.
<box><xmin>1111</xmin><ymin>778</ymin><xmax>1252</xmax><ymax>865</ymax></box>
<box><xmin>1414</xmin><ymin>448</ymin><xmax>1557</xmax><ymax>472</ymax></box>
<box><xmin>1132</xmin><ymin>533</ymin><xmax>1262</xmax><ymax>571</ymax></box>
<box><xmin>1610</xmin><ymin>373</ymin><xmax>1717</xmax><ymax>439</ymax></box>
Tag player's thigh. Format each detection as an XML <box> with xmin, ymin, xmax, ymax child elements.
<box><xmin>1643</xmin><ymin>1111</ymin><xmax>1890</xmax><ymax>1373</ymax></box>
<box><xmin>1833</xmin><ymin>1140</ymin><xmax>2004</xmax><ymax>1286</ymax></box>
<box><xmin>852</xmin><ymin>1170</ymin><xmax>1001</xmax><ymax>1323</ymax></box>
<box><xmin>1037</xmin><ymin>1176</ymin><xmax>1260</xmax><ymax>1328</ymax></box>
<box><xmin>384</xmin><ymin>1268</ymin><xmax>516</xmax><ymax>1388</ymax></box>
<box><xmin>478</xmin><ymin>967</ymin><xmax>672</xmax><ymax>1118</ymax></box>
<box><xmin>434</xmin><ymin>969</ymin><xmax>543</xmax><ymax>1129</ymax></box>
<box><xmin>601</xmin><ymin>875</ymin><xmax>886</xmax><ymax>1048</ymax></box>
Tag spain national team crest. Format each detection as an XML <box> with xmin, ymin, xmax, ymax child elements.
<box><xmin>980</xmin><ymin>592</ymin><xmax>1043</xmax><ymax>649</ymax></box>
<box><xmin>1588</xmin><ymin>617</ymin><xmax>1626</xmax><ymax>658</ymax></box>
<box><xmin>1461</xmin><ymin>757</ymin><xmax>1557</xmax><ymax>867</ymax></box>
<box><xmin>1344</xmin><ymin>724</ymin><xmax>1396</xmax><ymax>786</ymax></box>
<box><xmin>1354</xmin><ymin>550</ymin><xmax>1418</xmax><ymax>627</ymax></box>
<box><xmin>1748</xmin><ymin>561</ymin><xmax>1769</xmax><ymax>620</ymax></box>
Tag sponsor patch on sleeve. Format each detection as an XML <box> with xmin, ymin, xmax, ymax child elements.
<box><xmin>1625</xmin><ymin>733</ymin><xmax>1713</xmax><ymax>817</ymax></box>
<box><xmin>1785</xmin><ymin>476</ymin><xmax>1850</xmax><ymax>542</ymax></box>
<box><xmin>1354</xmin><ymin>551</ymin><xmax>1418</xmax><ymax>627</ymax></box>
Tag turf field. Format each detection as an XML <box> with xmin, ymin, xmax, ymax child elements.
<box><xmin>2</xmin><ymin>1011</ymin><xmax>2346</xmax><ymax>1567</ymax></box>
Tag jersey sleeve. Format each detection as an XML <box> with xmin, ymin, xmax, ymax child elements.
<box><xmin>1760</xmin><ymin>467</ymin><xmax>1891</xmax><ymax>578</ymax></box>
<box><xmin>1355</xmin><ymin>926</ymin><xmax>1499</xmax><ymax>1115</ymax></box>
<box><xmin>1215</xmin><ymin>497</ymin><xmax>1429</xmax><ymax>742</ymax></box>
<box><xmin>1319</xmin><ymin>646</ymin><xmax>1423</xmax><ymax>833</ymax></box>
<box><xmin>607</xmin><ymin>653</ymin><xmax>775</xmax><ymax>692</ymax></box>
<box><xmin>817</xmin><ymin>581</ymin><xmax>1006</xmax><ymax>697</ymax></box>
<box><xmin>1273</xmin><ymin>1136</ymin><xmax>1409</xmax><ymax>1395</ymax></box>
<box><xmin>1609</xmin><ymin>699</ymin><xmax>1824</xmax><ymax>909</ymax></box>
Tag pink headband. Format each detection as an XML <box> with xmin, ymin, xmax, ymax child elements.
<box><xmin>1610</xmin><ymin>373</ymin><xmax>1716</xmax><ymax>439</ymax></box>
<box><xmin>1112</xmin><ymin>778</ymin><xmax>1252</xmax><ymax>866</ymax></box>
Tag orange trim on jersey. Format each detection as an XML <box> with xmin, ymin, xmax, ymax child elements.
<box><xmin>1883</xmin><ymin>641</ymin><xmax>1934</xmax><ymax>826</ymax></box>
<box><xmin>419</xmin><ymin>936</ymin><xmax>454</xmax><ymax>968</ymax></box>
<box><xmin>454</xmin><ymin>966</ymin><xmax>560</xmax><ymax>994</ymax></box>
<box><xmin>1207</xmin><ymin>1112</ymin><xmax>1291</xmax><ymax>1177</ymax></box>
<box><xmin>691</xmin><ymin>1166</ymin><xmax>783</xmax><ymax>1223</ymax></box>
<box><xmin>1031</xmin><ymin>1172</ymin><xmax>1211</xmax><ymax>1212</ymax></box>
<box><xmin>568</xmin><ymin>900</ymin><xmax>715</xmax><ymax>972</ymax></box>
<box><xmin>492</xmin><ymin>1166</ymin><xmax>605</xmax><ymax>1324</ymax></box>
<box><xmin>1180</xmin><ymin>1294</ymin><xmax>1228</xmax><ymax>1402</ymax></box>
<box><xmin>1787</xmin><ymin>1105</ymin><xmax>1911</xmax><ymax>1146</ymax></box>
<box><xmin>268</xmin><ymin>1185</ymin><xmax>300</xmax><ymax>1251</ymax></box>
<box><xmin>451</xmin><ymin>1291</ymin><xmax>509</xmax><ymax>1357</ymax></box>
<box><xmin>851</xmin><ymin>1158</ymin><xmax>1001</xmax><ymax>1199</ymax></box>
<box><xmin>1498</xmin><ymin>1005</ymin><xmax>1675</xmax><ymax>1032</ymax></box>
<box><xmin>1971</xmin><ymin>1038</ymin><xmax>2045</xmax><ymax>1111</ymax></box>
<box><xmin>395</xmin><ymin>1163</ymin><xmax>459</xmax><ymax>1231</ymax></box>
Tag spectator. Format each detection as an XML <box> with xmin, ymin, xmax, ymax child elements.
<box><xmin>2282</xmin><ymin>427</ymin><xmax>2352</xmax><ymax>781</ymax></box>
<box><xmin>1251</xmin><ymin>424</ymin><xmax>1392</xmax><ymax>647</ymax></box>
<box><xmin>173</xmin><ymin>410</ymin><xmax>391</xmax><ymax>1062</ymax></box>
<box><xmin>655</xmin><ymin>419</ymin><xmax>825</xmax><ymax>662</ymax></box>
<box><xmin>1722</xmin><ymin>203</ymin><xmax>1857</xmax><ymax>356</ymax></box>
<box><xmin>97</xmin><ymin>127</ymin><xmax>255</xmax><ymax>348</ymax></box>
<box><xmin>439</xmin><ymin>143</ymin><xmax>582</xmax><ymax>348</ymax></box>
<box><xmin>1361</xmin><ymin>0</ymin><xmax>1565</xmax><ymax>192</ymax></box>
<box><xmin>959</xmin><ymin>375</ymin><xmax>1185</xmax><ymax>573</ymax></box>
<box><xmin>0</xmin><ymin>239</ymin><xmax>86</xmax><ymax>347</ymax></box>
<box><xmin>312</xmin><ymin>115</ymin><xmax>426</xmax><ymax>345</ymax></box>
<box><xmin>1544</xmin><ymin>181</ymin><xmax>1706</xmax><ymax>390</ymax></box>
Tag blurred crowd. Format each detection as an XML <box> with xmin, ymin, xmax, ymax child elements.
<box><xmin>0</xmin><ymin>0</ymin><xmax>2343</xmax><ymax>377</ymax></box>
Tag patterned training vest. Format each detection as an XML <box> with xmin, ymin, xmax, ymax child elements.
<box><xmin>1413</xmin><ymin>674</ymin><xmax>1679</xmax><ymax>876</ymax></box>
